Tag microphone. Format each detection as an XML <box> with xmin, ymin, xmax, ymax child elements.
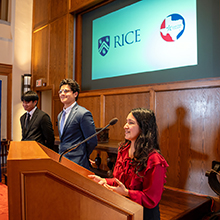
<box><xmin>59</xmin><ymin>117</ymin><xmax>118</xmax><ymax>162</ymax></box>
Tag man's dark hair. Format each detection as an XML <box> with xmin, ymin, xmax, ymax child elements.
<box><xmin>59</xmin><ymin>78</ymin><xmax>80</xmax><ymax>101</ymax></box>
<box><xmin>21</xmin><ymin>91</ymin><xmax>39</xmax><ymax>105</ymax></box>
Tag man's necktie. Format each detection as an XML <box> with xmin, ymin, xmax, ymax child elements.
<box><xmin>60</xmin><ymin>111</ymin><xmax>66</xmax><ymax>135</ymax></box>
<box><xmin>26</xmin><ymin>113</ymin><xmax>31</xmax><ymax>129</ymax></box>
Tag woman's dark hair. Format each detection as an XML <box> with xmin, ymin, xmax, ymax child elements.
<box><xmin>59</xmin><ymin>78</ymin><xmax>80</xmax><ymax>101</ymax></box>
<box><xmin>121</xmin><ymin>108</ymin><xmax>160</xmax><ymax>173</ymax></box>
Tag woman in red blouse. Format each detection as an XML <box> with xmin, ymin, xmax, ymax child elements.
<box><xmin>89</xmin><ymin>108</ymin><xmax>169</xmax><ymax>220</ymax></box>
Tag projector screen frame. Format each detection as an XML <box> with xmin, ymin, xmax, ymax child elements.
<box><xmin>74</xmin><ymin>0</ymin><xmax>220</xmax><ymax>92</ymax></box>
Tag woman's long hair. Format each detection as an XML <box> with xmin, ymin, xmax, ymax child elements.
<box><xmin>121</xmin><ymin>108</ymin><xmax>160</xmax><ymax>173</ymax></box>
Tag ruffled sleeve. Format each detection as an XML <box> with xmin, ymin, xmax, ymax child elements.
<box><xmin>106</xmin><ymin>144</ymin><xmax>130</xmax><ymax>186</ymax></box>
<box><xmin>129</xmin><ymin>152</ymin><xmax>169</xmax><ymax>208</ymax></box>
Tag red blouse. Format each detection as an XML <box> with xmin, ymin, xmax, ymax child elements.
<box><xmin>106</xmin><ymin>143</ymin><xmax>169</xmax><ymax>209</ymax></box>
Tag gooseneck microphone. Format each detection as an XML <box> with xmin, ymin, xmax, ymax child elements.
<box><xmin>59</xmin><ymin>118</ymin><xmax>118</xmax><ymax>162</ymax></box>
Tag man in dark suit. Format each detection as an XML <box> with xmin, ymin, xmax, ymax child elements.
<box><xmin>20</xmin><ymin>91</ymin><xmax>55</xmax><ymax>150</ymax></box>
<box><xmin>58</xmin><ymin>79</ymin><xmax>97</xmax><ymax>170</ymax></box>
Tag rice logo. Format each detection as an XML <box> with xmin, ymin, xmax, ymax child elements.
<box><xmin>98</xmin><ymin>36</ymin><xmax>110</xmax><ymax>56</ymax></box>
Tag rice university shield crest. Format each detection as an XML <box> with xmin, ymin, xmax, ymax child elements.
<box><xmin>98</xmin><ymin>36</ymin><xmax>110</xmax><ymax>56</ymax></box>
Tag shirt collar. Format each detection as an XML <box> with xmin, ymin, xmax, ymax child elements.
<box><xmin>63</xmin><ymin>102</ymin><xmax>76</xmax><ymax>114</ymax></box>
<box><xmin>27</xmin><ymin>106</ymin><xmax>37</xmax><ymax>117</ymax></box>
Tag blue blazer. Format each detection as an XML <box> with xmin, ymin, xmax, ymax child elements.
<box><xmin>58</xmin><ymin>103</ymin><xmax>97</xmax><ymax>170</ymax></box>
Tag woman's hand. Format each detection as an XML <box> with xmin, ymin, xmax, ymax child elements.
<box><xmin>88</xmin><ymin>174</ymin><xmax>107</xmax><ymax>186</ymax></box>
<box><xmin>88</xmin><ymin>175</ymin><xmax>129</xmax><ymax>197</ymax></box>
<box><xmin>104</xmin><ymin>178</ymin><xmax>129</xmax><ymax>197</ymax></box>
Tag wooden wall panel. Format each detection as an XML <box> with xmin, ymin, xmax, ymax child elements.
<box><xmin>156</xmin><ymin>87</ymin><xmax>220</xmax><ymax>196</ymax></box>
<box><xmin>53</xmin><ymin>98</ymin><xmax>64</xmax><ymax>136</ymax></box>
<box><xmin>78</xmin><ymin>96</ymin><xmax>101</xmax><ymax>128</ymax></box>
<box><xmin>33</xmin><ymin>0</ymin><xmax>49</xmax><ymax>30</ymax></box>
<box><xmin>32</xmin><ymin>26</ymin><xmax>49</xmax><ymax>89</ymax></box>
<box><xmin>69</xmin><ymin>0</ymin><xmax>105</xmax><ymax>12</ymax></box>
<box><xmin>49</xmin><ymin>16</ymin><xmax>68</xmax><ymax>90</ymax></box>
<box><xmin>105</xmin><ymin>92</ymin><xmax>150</xmax><ymax>141</ymax></box>
<box><xmin>77</xmin><ymin>80</ymin><xmax>220</xmax><ymax>196</ymax></box>
<box><xmin>50</xmin><ymin>0</ymin><xmax>68</xmax><ymax>21</ymax></box>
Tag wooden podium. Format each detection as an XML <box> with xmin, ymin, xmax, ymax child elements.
<box><xmin>7</xmin><ymin>141</ymin><xmax>143</xmax><ymax>220</ymax></box>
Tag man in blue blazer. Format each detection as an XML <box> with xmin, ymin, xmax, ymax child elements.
<box><xmin>20</xmin><ymin>91</ymin><xmax>55</xmax><ymax>150</ymax></box>
<box><xmin>58</xmin><ymin>79</ymin><xmax>97</xmax><ymax>170</ymax></box>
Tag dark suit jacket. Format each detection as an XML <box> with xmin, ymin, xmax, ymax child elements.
<box><xmin>58</xmin><ymin>103</ymin><xmax>97</xmax><ymax>170</ymax></box>
<box><xmin>20</xmin><ymin>108</ymin><xmax>55</xmax><ymax>149</ymax></box>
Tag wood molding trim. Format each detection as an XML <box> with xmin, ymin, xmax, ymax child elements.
<box><xmin>0</xmin><ymin>63</ymin><xmax>12</xmax><ymax>140</ymax></box>
<box><xmin>79</xmin><ymin>77</ymin><xmax>220</xmax><ymax>97</ymax></box>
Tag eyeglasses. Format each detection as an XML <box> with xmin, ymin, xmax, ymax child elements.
<box><xmin>58</xmin><ymin>89</ymin><xmax>72</xmax><ymax>94</ymax></box>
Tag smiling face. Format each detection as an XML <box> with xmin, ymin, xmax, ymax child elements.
<box><xmin>124</xmin><ymin>112</ymin><xmax>141</xmax><ymax>143</ymax></box>
<box><xmin>22</xmin><ymin>100</ymin><xmax>37</xmax><ymax>112</ymax></box>
<box><xmin>59</xmin><ymin>85</ymin><xmax>78</xmax><ymax>109</ymax></box>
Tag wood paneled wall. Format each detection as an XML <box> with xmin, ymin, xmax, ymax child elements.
<box><xmin>32</xmin><ymin>0</ymin><xmax>220</xmax><ymax>197</ymax></box>
<box><xmin>69</xmin><ymin>0</ymin><xmax>106</xmax><ymax>13</ymax></box>
<box><xmin>32</xmin><ymin>0</ymin><xmax>74</xmax><ymax>136</ymax></box>
<box><xmin>78</xmin><ymin>79</ymin><xmax>220</xmax><ymax>197</ymax></box>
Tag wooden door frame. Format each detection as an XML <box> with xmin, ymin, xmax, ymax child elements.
<box><xmin>0</xmin><ymin>63</ymin><xmax>12</xmax><ymax>140</ymax></box>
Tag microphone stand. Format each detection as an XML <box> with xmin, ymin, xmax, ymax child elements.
<box><xmin>59</xmin><ymin>121</ymin><xmax>115</xmax><ymax>163</ymax></box>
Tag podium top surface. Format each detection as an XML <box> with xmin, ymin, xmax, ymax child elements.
<box><xmin>7</xmin><ymin>141</ymin><xmax>50</xmax><ymax>160</ymax></box>
<box><xmin>7</xmin><ymin>141</ymin><xmax>95</xmax><ymax>177</ymax></box>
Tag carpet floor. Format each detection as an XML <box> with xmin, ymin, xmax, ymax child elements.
<box><xmin>0</xmin><ymin>183</ymin><xmax>8</xmax><ymax>220</ymax></box>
